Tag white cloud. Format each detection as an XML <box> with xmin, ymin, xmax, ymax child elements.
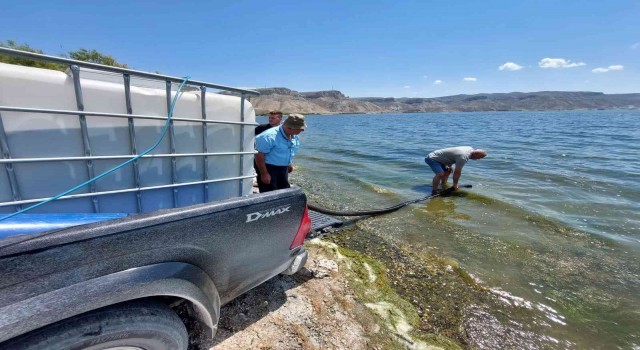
<box><xmin>631</xmin><ymin>42</ymin><xmax>640</xmax><ymax>49</ymax></box>
<box><xmin>538</xmin><ymin>58</ymin><xmax>586</xmax><ymax>69</ymax></box>
<box><xmin>592</xmin><ymin>65</ymin><xmax>624</xmax><ymax>73</ymax></box>
<box><xmin>463</xmin><ymin>77</ymin><xmax>477</xmax><ymax>82</ymax></box>
<box><xmin>433</xmin><ymin>80</ymin><xmax>443</xmax><ymax>85</ymax></box>
<box><xmin>403</xmin><ymin>85</ymin><xmax>411</xmax><ymax>89</ymax></box>
<box><xmin>498</xmin><ymin>62</ymin><xmax>523</xmax><ymax>71</ymax></box>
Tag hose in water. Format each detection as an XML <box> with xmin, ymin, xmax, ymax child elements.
<box><xmin>307</xmin><ymin>185</ymin><xmax>472</xmax><ymax>217</ymax></box>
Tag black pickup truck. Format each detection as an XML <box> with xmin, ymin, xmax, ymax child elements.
<box><xmin>0</xmin><ymin>188</ymin><xmax>311</xmax><ymax>349</ymax></box>
<box><xmin>0</xmin><ymin>48</ymin><xmax>312</xmax><ymax>349</ymax></box>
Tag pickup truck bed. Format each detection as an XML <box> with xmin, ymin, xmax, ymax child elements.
<box><xmin>0</xmin><ymin>187</ymin><xmax>310</xmax><ymax>347</ymax></box>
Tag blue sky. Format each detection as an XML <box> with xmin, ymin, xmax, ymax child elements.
<box><xmin>3</xmin><ymin>0</ymin><xmax>639</xmax><ymax>97</ymax></box>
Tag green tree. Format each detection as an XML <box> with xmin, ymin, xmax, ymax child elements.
<box><xmin>67</xmin><ymin>49</ymin><xmax>128</xmax><ymax>68</ymax></box>
<box><xmin>0</xmin><ymin>40</ymin><xmax>65</xmax><ymax>71</ymax></box>
<box><xmin>1</xmin><ymin>41</ymin><xmax>129</xmax><ymax>70</ymax></box>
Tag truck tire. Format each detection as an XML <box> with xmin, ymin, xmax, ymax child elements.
<box><xmin>1</xmin><ymin>300</ymin><xmax>188</xmax><ymax>350</ymax></box>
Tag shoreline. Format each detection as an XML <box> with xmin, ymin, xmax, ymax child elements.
<box><xmin>210</xmin><ymin>227</ymin><xmax>544</xmax><ymax>349</ymax></box>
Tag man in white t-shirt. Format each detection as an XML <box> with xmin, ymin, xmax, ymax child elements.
<box><xmin>425</xmin><ymin>146</ymin><xmax>486</xmax><ymax>195</ymax></box>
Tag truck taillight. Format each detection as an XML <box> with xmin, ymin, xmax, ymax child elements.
<box><xmin>290</xmin><ymin>206</ymin><xmax>312</xmax><ymax>249</ymax></box>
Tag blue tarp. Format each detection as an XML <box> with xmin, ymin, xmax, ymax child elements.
<box><xmin>0</xmin><ymin>213</ymin><xmax>128</xmax><ymax>238</ymax></box>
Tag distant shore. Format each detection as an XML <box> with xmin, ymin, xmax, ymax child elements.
<box><xmin>256</xmin><ymin>106</ymin><xmax>639</xmax><ymax>117</ymax></box>
<box><xmin>248</xmin><ymin>88</ymin><xmax>640</xmax><ymax>116</ymax></box>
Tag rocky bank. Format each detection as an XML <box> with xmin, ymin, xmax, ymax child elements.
<box><xmin>205</xmin><ymin>228</ymin><xmax>549</xmax><ymax>349</ymax></box>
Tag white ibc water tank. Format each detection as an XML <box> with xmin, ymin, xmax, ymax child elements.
<box><xmin>0</xmin><ymin>62</ymin><xmax>256</xmax><ymax>214</ymax></box>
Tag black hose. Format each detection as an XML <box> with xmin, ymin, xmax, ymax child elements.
<box><xmin>307</xmin><ymin>185</ymin><xmax>472</xmax><ymax>216</ymax></box>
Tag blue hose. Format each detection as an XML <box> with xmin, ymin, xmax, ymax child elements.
<box><xmin>0</xmin><ymin>76</ymin><xmax>191</xmax><ymax>222</ymax></box>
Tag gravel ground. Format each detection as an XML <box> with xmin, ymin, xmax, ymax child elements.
<box><xmin>209</xmin><ymin>241</ymin><xmax>398</xmax><ymax>350</ymax></box>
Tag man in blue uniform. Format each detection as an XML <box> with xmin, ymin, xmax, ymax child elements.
<box><xmin>425</xmin><ymin>146</ymin><xmax>486</xmax><ymax>195</ymax></box>
<box><xmin>255</xmin><ymin>114</ymin><xmax>306</xmax><ymax>192</ymax></box>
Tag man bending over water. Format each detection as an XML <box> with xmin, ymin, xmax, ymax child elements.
<box><xmin>425</xmin><ymin>146</ymin><xmax>487</xmax><ymax>195</ymax></box>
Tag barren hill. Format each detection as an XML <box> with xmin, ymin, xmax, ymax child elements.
<box><xmin>246</xmin><ymin>88</ymin><xmax>640</xmax><ymax>115</ymax></box>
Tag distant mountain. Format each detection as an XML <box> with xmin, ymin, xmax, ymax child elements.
<box><xmin>247</xmin><ymin>88</ymin><xmax>640</xmax><ymax>115</ymax></box>
<box><xmin>247</xmin><ymin>88</ymin><xmax>384</xmax><ymax>115</ymax></box>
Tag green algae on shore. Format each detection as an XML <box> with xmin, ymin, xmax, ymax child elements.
<box><xmin>308</xmin><ymin>238</ymin><xmax>462</xmax><ymax>349</ymax></box>
<box><xmin>325</xmin><ymin>228</ymin><xmax>481</xmax><ymax>348</ymax></box>
<box><xmin>318</xmin><ymin>223</ymin><xmax>559</xmax><ymax>349</ymax></box>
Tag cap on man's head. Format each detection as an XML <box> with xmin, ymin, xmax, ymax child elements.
<box><xmin>284</xmin><ymin>113</ymin><xmax>307</xmax><ymax>130</ymax></box>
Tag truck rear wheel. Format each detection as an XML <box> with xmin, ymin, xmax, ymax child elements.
<box><xmin>1</xmin><ymin>301</ymin><xmax>188</xmax><ymax>350</ymax></box>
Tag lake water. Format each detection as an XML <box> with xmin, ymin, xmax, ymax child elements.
<box><xmin>266</xmin><ymin>110</ymin><xmax>640</xmax><ymax>349</ymax></box>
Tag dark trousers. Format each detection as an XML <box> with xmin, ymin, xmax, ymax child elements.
<box><xmin>257</xmin><ymin>163</ymin><xmax>290</xmax><ymax>193</ymax></box>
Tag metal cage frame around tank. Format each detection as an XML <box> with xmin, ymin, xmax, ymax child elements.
<box><xmin>0</xmin><ymin>47</ymin><xmax>259</xmax><ymax>213</ymax></box>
